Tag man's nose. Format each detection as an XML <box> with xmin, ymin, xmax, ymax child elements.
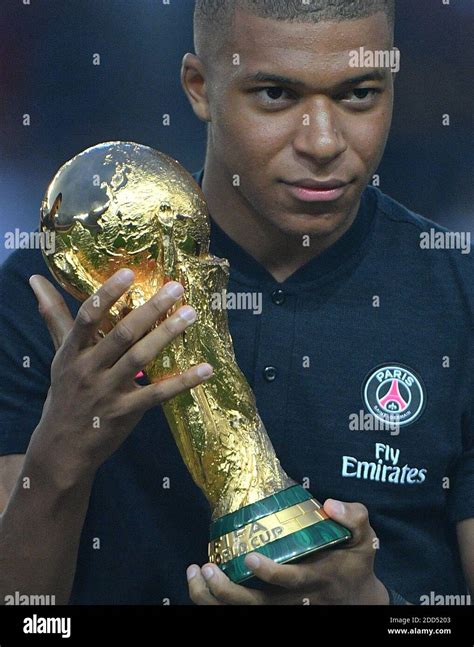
<box><xmin>293</xmin><ymin>98</ymin><xmax>347</xmax><ymax>163</ymax></box>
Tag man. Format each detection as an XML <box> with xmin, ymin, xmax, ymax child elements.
<box><xmin>0</xmin><ymin>0</ymin><xmax>472</xmax><ymax>607</ymax></box>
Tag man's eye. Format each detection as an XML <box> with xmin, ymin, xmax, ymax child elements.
<box><xmin>254</xmin><ymin>87</ymin><xmax>294</xmax><ymax>103</ymax></box>
<box><xmin>344</xmin><ymin>88</ymin><xmax>381</xmax><ymax>103</ymax></box>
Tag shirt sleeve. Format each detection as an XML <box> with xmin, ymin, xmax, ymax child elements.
<box><xmin>448</xmin><ymin>409</ymin><xmax>474</xmax><ymax>524</ymax></box>
<box><xmin>0</xmin><ymin>248</ymin><xmax>78</xmax><ymax>456</ymax></box>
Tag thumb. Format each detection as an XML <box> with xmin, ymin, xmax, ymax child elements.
<box><xmin>323</xmin><ymin>499</ymin><xmax>372</xmax><ymax>546</ymax></box>
<box><xmin>29</xmin><ymin>274</ymin><xmax>74</xmax><ymax>351</ymax></box>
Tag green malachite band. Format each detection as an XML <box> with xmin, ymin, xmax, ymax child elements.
<box><xmin>219</xmin><ymin>518</ymin><xmax>351</xmax><ymax>584</ymax></box>
<box><xmin>209</xmin><ymin>484</ymin><xmax>313</xmax><ymax>541</ymax></box>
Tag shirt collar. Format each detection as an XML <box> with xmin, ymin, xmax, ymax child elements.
<box><xmin>193</xmin><ymin>168</ymin><xmax>378</xmax><ymax>290</ymax></box>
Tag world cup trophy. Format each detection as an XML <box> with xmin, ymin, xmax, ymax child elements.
<box><xmin>39</xmin><ymin>141</ymin><xmax>351</xmax><ymax>583</ymax></box>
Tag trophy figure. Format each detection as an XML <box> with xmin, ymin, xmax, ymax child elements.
<box><xmin>39</xmin><ymin>141</ymin><xmax>351</xmax><ymax>583</ymax></box>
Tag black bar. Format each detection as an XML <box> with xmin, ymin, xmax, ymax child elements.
<box><xmin>0</xmin><ymin>604</ymin><xmax>472</xmax><ymax>643</ymax></box>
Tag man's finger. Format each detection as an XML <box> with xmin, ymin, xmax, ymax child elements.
<box><xmin>70</xmin><ymin>268</ymin><xmax>135</xmax><ymax>349</ymax></box>
<box><xmin>99</xmin><ymin>281</ymin><xmax>189</xmax><ymax>374</ymax></box>
<box><xmin>186</xmin><ymin>565</ymin><xmax>223</xmax><ymax>605</ymax></box>
<box><xmin>109</xmin><ymin>304</ymin><xmax>197</xmax><ymax>383</ymax></box>
<box><xmin>242</xmin><ymin>552</ymin><xmax>311</xmax><ymax>591</ymax></box>
<box><xmin>29</xmin><ymin>275</ymin><xmax>75</xmax><ymax>351</ymax></box>
<box><xmin>120</xmin><ymin>363</ymin><xmax>213</xmax><ymax>414</ymax></box>
<box><xmin>200</xmin><ymin>563</ymin><xmax>264</xmax><ymax>605</ymax></box>
<box><xmin>323</xmin><ymin>499</ymin><xmax>371</xmax><ymax>546</ymax></box>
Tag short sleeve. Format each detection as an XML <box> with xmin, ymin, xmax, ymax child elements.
<box><xmin>0</xmin><ymin>248</ymin><xmax>78</xmax><ymax>455</ymax></box>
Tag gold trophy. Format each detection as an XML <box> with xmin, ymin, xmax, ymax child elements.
<box><xmin>39</xmin><ymin>142</ymin><xmax>351</xmax><ymax>583</ymax></box>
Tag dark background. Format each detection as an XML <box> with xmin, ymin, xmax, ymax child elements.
<box><xmin>0</xmin><ymin>0</ymin><xmax>472</xmax><ymax>264</ymax></box>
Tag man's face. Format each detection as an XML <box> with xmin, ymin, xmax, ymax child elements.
<box><xmin>204</xmin><ymin>10</ymin><xmax>394</xmax><ymax>239</ymax></box>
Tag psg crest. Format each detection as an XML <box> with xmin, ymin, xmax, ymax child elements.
<box><xmin>363</xmin><ymin>363</ymin><xmax>426</xmax><ymax>427</ymax></box>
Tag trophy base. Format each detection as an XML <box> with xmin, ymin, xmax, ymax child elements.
<box><xmin>208</xmin><ymin>485</ymin><xmax>351</xmax><ymax>584</ymax></box>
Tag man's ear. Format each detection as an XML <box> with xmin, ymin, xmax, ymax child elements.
<box><xmin>180</xmin><ymin>53</ymin><xmax>211</xmax><ymax>122</ymax></box>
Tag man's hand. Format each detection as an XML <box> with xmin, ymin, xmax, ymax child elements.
<box><xmin>187</xmin><ymin>499</ymin><xmax>389</xmax><ymax>605</ymax></box>
<box><xmin>28</xmin><ymin>270</ymin><xmax>214</xmax><ymax>480</ymax></box>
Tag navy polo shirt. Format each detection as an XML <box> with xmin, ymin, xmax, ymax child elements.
<box><xmin>0</xmin><ymin>170</ymin><xmax>473</xmax><ymax>605</ymax></box>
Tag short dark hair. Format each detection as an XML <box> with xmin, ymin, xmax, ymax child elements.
<box><xmin>194</xmin><ymin>0</ymin><xmax>395</xmax><ymax>66</ymax></box>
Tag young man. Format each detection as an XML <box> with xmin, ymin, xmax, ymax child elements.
<box><xmin>0</xmin><ymin>0</ymin><xmax>472</xmax><ymax>607</ymax></box>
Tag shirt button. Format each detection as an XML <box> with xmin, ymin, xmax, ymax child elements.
<box><xmin>263</xmin><ymin>366</ymin><xmax>277</xmax><ymax>382</ymax></box>
<box><xmin>271</xmin><ymin>288</ymin><xmax>285</xmax><ymax>305</ymax></box>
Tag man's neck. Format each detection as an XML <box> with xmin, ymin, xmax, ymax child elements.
<box><xmin>201</xmin><ymin>156</ymin><xmax>359</xmax><ymax>284</ymax></box>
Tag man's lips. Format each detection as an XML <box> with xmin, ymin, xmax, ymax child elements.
<box><xmin>286</xmin><ymin>178</ymin><xmax>349</xmax><ymax>189</ymax></box>
<box><xmin>281</xmin><ymin>178</ymin><xmax>352</xmax><ymax>203</ymax></box>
